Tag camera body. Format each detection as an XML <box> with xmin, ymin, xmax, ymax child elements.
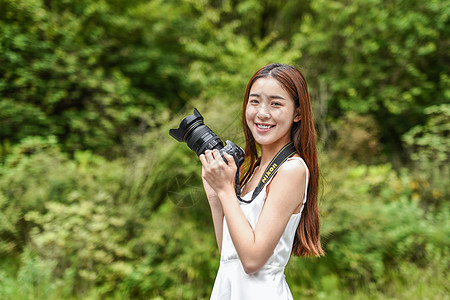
<box><xmin>218</xmin><ymin>140</ymin><xmax>245</xmax><ymax>167</ymax></box>
<box><xmin>169</xmin><ymin>108</ymin><xmax>245</xmax><ymax>169</ymax></box>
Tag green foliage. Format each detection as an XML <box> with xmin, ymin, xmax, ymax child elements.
<box><xmin>403</xmin><ymin>103</ymin><xmax>450</xmax><ymax>203</ymax></box>
<box><xmin>0</xmin><ymin>131</ymin><xmax>218</xmax><ymax>298</ymax></box>
<box><xmin>329</xmin><ymin>113</ymin><xmax>381</xmax><ymax>163</ymax></box>
<box><xmin>285</xmin><ymin>156</ymin><xmax>449</xmax><ymax>297</ymax></box>
<box><xmin>210</xmin><ymin>0</ymin><xmax>312</xmax><ymax>41</ymax></box>
<box><xmin>0</xmin><ymin>0</ymin><xmax>449</xmax><ymax>299</ymax></box>
<box><xmin>1</xmin><ymin>0</ymin><xmax>137</xmax><ymax>155</ymax></box>
<box><xmin>0</xmin><ymin>136</ymin><xmax>70</xmax><ymax>254</ymax></box>
<box><xmin>1</xmin><ymin>133</ymin><xmax>449</xmax><ymax>299</ymax></box>
<box><xmin>118</xmin><ymin>203</ymin><xmax>218</xmax><ymax>299</ymax></box>
<box><xmin>0</xmin><ymin>249</ymin><xmax>59</xmax><ymax>300</ymax></box>
<box><xmin>318</xmin><ymin>158</ymin><xmax>449</xmax><ymax>287</ymax></box>
<box><xmin>0</xmin><ymin>0</ymin><xmax>202</xmax><ymax>155</ymax></box>
<box><xmin>294</xmin><ymin>0</ymin><xmax>450</xmax><ymax>156</ymax></box>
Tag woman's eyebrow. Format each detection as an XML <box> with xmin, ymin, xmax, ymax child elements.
<box><xmin>249</xmin><ymin>93</ymin><xmax>286</xmax><ymax>100</ymax></box>
<box><xmin>269</xmin><ymin>95</ymin><xmax>286</xmax><ymax>100</ymax></box>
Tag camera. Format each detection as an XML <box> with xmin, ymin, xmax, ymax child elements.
<box><xmin>169</xmin><ymin>108</ymin><xmax>245</xmax><ymax>169</ymax></box>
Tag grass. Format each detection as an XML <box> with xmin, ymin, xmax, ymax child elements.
<box><xmin>1</xmin><ymin>256</ymin><xmax>448</xmax><ymax>300</ymax></box>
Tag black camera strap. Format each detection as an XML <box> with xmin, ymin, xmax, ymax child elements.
<box><xmin>236</xmin><ymin>142</ymin><xmax>297</xmax><ymax>204</ymax></box>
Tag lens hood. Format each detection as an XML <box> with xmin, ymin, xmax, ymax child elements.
<box><xmin>169</xmin><ymin>108</ymin><xmax>203</xmax><ymax>142</ymax></box>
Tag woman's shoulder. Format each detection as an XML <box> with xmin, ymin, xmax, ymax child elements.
<box><xmin>281</xmin><ymin>156</ymin><xmax>308</xmax><ymax>174</ymax></box>
<box><xmin>271</xmin><ymin>156</ymin><xmax>308</xmax><ymax>188</ymax></box>
<box><xmin>265</xmin><ymin>156</ymin><xmax>308</xmax><ymax>211</ymax></box>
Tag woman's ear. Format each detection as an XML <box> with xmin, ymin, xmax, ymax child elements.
<box><xmin>293</xmin><ymin>108</ymin><xmax>301</xmax><ymax>122</ymax></box>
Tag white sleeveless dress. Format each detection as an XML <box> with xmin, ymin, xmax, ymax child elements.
<box><xmin>210</xmin><ymin>157</ymin><xmax>309</xmax><ymax>300</ymax></box>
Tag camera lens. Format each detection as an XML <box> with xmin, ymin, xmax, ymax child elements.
<box><xmin>169</xmin><ymin>108</ymin><xmax>224</xmax><ymax>156</ymax></box>
<box><xmin>169</xmin><ymin>108</ymin><xmax>247</xmax><ymax>202</ymax></box>
<box><xmin>185</xmin><ymin>124</ymin><xmax>223</xmax><ymax>155</ymax></box>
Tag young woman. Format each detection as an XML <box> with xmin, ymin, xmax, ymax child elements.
<box><xmin>199</xmin><ymin>63</ymin><xmax>324</xmax><ymax>299</ymax></box>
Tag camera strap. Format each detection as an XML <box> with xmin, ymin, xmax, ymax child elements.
<box><xmin>236</xmin><ymin>142</ymin><xmax>297</xmax><ymax>204</ymax></box>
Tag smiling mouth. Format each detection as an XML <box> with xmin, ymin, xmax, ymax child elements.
<box><xmin>255</xmin><ymin>123</ymin><xmax>275</xmax><ymax>130</ymax></box>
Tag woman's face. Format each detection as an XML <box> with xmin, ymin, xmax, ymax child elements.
<box><xmin>245</xmin><ymin>77</ymin><xmax>300</xmax><ymax>149</ymax></box>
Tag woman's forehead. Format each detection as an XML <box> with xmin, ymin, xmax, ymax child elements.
<box><xmin>249</xmin><ymin>77</ymin><xmax>292</xmax><ymax>100</ymax></box>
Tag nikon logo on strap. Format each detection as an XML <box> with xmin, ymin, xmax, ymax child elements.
<box><xmin>237</xmin><ymin>142</ymin><xmax>297</xmax><ymax>204</ymax></box>
<box><xmin>261</xmin><ymin>163</ymin><xmax>278</xmax><ymax>183</ymax></box>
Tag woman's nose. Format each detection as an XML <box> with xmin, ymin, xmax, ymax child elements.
<box><xmin>256</xmin><ymin>104</ymin><xmax>270</xmax><ymax>119</ymax></box>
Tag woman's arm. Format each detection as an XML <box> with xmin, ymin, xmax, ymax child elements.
<box><xmin>202</xmin><ymin>166</ymin><xmax>224</xmax><ymax>253</ymax></box>
<box><xmin>200</xmin><ymin>149</ymin><xmax>306</xmax><ymax>274</ymax></box>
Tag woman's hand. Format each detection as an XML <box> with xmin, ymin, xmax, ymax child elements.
<box><xmin>199</xmin><ymin>149</ymin><xmax>237</xmax><ymax>195</ymax></box>
<box><xmin>201</xmin><ymin>167</ymin><xmax>219</xmax><ymax>201</ymax></box>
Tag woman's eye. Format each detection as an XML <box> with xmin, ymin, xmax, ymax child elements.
<box><xmin>250</xmin><ymin>99</ymin><xmax>259</xmax><ymax>104</ymax></box>
<box><xmin>272</xmin><ymin>102</ymin><xmax>282</xmax><ymax>106</ymax></box>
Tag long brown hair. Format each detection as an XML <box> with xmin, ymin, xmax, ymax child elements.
<box><xmin>240</xmin><ymin>63</ymin><xmax>324</xmax><ymax>257</ymax></box>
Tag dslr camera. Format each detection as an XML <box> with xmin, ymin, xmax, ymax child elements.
<box><xmin>169</xmin><ymin>108</ymin><xmax>245</xmax><ymax>169</ymax></box>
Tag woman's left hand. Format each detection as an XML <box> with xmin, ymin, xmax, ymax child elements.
<box><xmin>199</xmin><ymin>149</ymin><xmax>237</xmax><ymax>195</ymax></box>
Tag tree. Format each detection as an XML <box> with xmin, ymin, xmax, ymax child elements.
<box><xmin>293</xmin><ymin>0</ymin><xmax>450</xmax><ymax>161</ymax></box>
<box><xmin>0</xmin><ymin>0</ymin><xmax>201</xmax><ymax>156</ymax></box>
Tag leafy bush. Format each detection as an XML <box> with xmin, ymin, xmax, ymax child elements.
<box><xmin>0</xmin><ymin>0</ymin><xmax>202</xmax><ymax>155</ymax></box>
<box><xmin>293</xmin><ymin>0</ymin><xmax>449</xmax><ymax>156</ymax></box>
<box><xmin>0</xmin><ymin>249</ymin><xmax>60</xmax><ymax>300</ymax></box>
<box><xmin>0</xmin><ymin>131</ymin><xmax>219</xmax><ymax>298</ymax></box>
<box><xmin>285</xmin><ymin>156</ymin><xmax>449</xmax><ymax>297</ymax></box>
<box><xmin>403</xmin><ymin>103</ymin><xmax>450</xmax><ymax>204</ymax></box>
<box><xmin>0</xmin><ymin>0</ymin><xmax>448</xmax><ymax>299</ymax></box>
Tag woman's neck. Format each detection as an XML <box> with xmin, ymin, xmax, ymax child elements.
<box><xmin>259</xmin><ymin>140</ymin><xmax>292</xmax><ymax>167</ymax></box>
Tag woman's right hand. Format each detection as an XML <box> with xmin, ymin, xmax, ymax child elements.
<box><xmin>201</xmin><ymin>162</ymin><xmax>224</xmax><ymax>252</ymax></box>
<box><xmin>202</xmin><ymin>165</ymin><xmax>220</xmax><ymax>203</ymax></box>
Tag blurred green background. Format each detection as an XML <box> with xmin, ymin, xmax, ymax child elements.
<box><xmin>0</xmin><ymin>0</ymin><xmax>449</xmax><ymax>299</ymax></box>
